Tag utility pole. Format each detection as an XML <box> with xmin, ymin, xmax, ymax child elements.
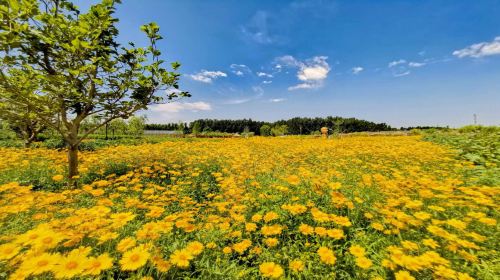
<box><xmin>473</xmin><ymin>114</ymin><xmax>477</xmax><ymax>125</ymax></box>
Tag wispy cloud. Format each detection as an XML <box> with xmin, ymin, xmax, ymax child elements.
<box><xmin>393</xmin><ymin>71</ymin><xmax>411</xmax><ymax>77</ymax></box>
<box><xmin>257</xmin><ymin>72</ymin><xmax>273</xmax><ymax>78</ymax></box>
<box><xmin>222</xmin><ymin>86</ymin><xmax>265</xmax><ymax>105</ymax></box>
<box><xmin>276</xmin><ymin>55</ymin><xmax>331</xmax><ymax>91</ymax></box>
<box><xmin>188</xmin><ymin>70</ymin><xmax>227</xmax><ymax>83</ymax></box>
<box><xmin>241</xmin><ymin>11</ymin><xmax>278</xmax><ymax>44</ymax></box>
<box><xmin>269</xmin><ymin>98</ymin><xmax>286</xmax><ymax>103</ymax></box>
<box><xmin>351</xmin><ymin>66</ymin><xmax>363</xmax><ymax>74</ymax></box>
<box><xmin>224</xmin><ymin>98</ymin><xmax>252</xmax><ymax>105</ymax></box>
<box><xmin>388</xmin><ymin>59</ymin><xmax>406</xmax><ymax>68</ymax></box>
<box><xmin>262</xmin><ymin>80</ymin><xmax>273</xmax><ymax>84</ymax></box>
<box><xmin>408</xmin><ymin>62</ymin><xmax>426</xmax><ymax>67</ymax></box>
<box><xmin>230</xmin><ymin>64</ymin><xmax>252</xmax><ymax>76</ymax></box>
<box><xmin>453</xmin><ymin>36</ymin><xmax>500</xmax><ymax>58</ymax></box>
<box><xmin>150</xmin><ymin>102</ymin><xmax>212</xmax><ymax>113</ymax></box>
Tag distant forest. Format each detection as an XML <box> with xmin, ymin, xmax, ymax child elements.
<box><xmin>145</xmin><ymin>116</ymin><xmax>396</xmax><ymax>135</ymax></box>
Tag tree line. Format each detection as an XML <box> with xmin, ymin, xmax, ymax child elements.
<box><xmin>146</xmin><ymin>116</ymin><xmax>394</xmax><ymax>135</ymax></box>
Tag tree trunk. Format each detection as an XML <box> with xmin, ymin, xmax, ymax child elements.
<box><xmin>68</xmin><ymin>144</ymin><xmax>79</xmax><ymax>179</ymax></box>
<box><xmin>24</xmin><ymin>132</ymin><xmax>36</xmax><ymax>148</ymax></box>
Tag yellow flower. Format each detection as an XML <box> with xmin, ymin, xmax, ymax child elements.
<box><xmin>261</xmin><ymin>224</ymin><xmax>283</xmax><ymax>236</ymax></box>
<box><xmin>245</xmin><ymin>222</ymin><xmax>257</xmax><ymax>232</ymax></box>
<box><xmin>0</xmin><ymin>243</ymin><xmax>19</xmax><ymax>260</ymax></box>
<box><xmin>434</xmin><ymin>265</ymin><xmax>457</xmax><ymax>279</ymax></box>
<box><xmin>289</xmin><ymin>259</ymin><xmax>304</xmax><ymax>272</ymax></box>
<box><xmin>286</xmin><ymin>175</ymin><xmax>301</xmax><ymax>185</ymax></box>
<box><xmin>120</xmin><ymin>245</ymin><xmax>150</xmax><ymax>271</ymax></box>
<box><xmin>314</xmin><ymin>227</ymin><xmax>327</xmax><ymax>236</ymax></box>
<box><xmin>152</xmin><ymin>256</ymin><xmax>171</xmax><ymax>273</ymax></box>
<box><xmin>326</xmin><ymin>229</ymin><xmax>344</xmax><ymax>239</ymax></box>
<box><xmin>298</xmin><ymin>223</ymin><xmax>314</xmax><ymax>235</ymax></box>
<box><xmin>264</xmin><ymin>238</ymin><xmax>279</xmax><ymax>247</ymax></box>
<box><xmin>84</xmin><ymin>253</ymin><xmax>113</xmax><ymax>275</ymax></box>
<box><xmin>186</xmin><ymin>241</ymin><xmax>204</xmax><ymax>256</ymax></box>
<box><xmin>263</xmin><ymin>211</ymin><xmax>279</xmax><ymax>223</ymax></box>
<box><xmin>371</xmin><ymin>222</ymin><xmax>384</xmax><ymax>231</ymax></box>
<box><xmin>222</xmin><ymin>246</ymin><xmax>232</xmax><ymax>254</ymax></box>
<box><xmin>259</xmin><ymin>262</ymin><xmax>284</xmax><ymax>278</ymax></box>
<box><xmin>317</xmin><ymin>247</ymin><xmax>336</xmax><ymax>265</ymax></box>
<box><xmin>116</xmin><ymin>237</ymin><xmax>137</xmax><ymax>252</ymax></box>
<box><xmin>355</xmin><ymin>257</ymin><xmax>373</xmax><ymax>269</ymax></box>
<box><xmin>395</xmin><ymin>270</ymin><xmax>415</xmax><ymax>280</ymax></box>
<box><xmin>349</xmin><ymin>245</ymin><xmax>366</xmax><ymax>257</ymax></box>
<box><xmin>206</xmin><ymin>242</ymin><xmax>217</xmax><ymax>249</ymax></box>
<box><xmin>20</xmin><ymin>252</ymin><xmax>59</xmax><ymax>276</ymax></box>
<box><xmin>457</xmin><ymin>272</ymin><xmax>474</xmax><ymax>280</ymax></box>
<box><xmin>53</xmin><ymin>250</ymin><xmax>90</xmax><ymax>279</ymax></box>
<box><xmin>251</xmin><ymin>213</ymin><xmax>263</xmax><ymax>222</ymax></box>
<box><xmin>401</xmin><ymin>241</ymin><xmax>418</xmax><ymax>251</ymax></box>
<box><xmin>422</xmin><ymin>238</ymin><xmax>439</xmax><ymax>249</ymax></box>
<box><xmin>233</xmin><ymin>239</ymin><xmax>252</xmax><ymax>254</ymax></box>
<box><xmin>169</xmin><ymin>249</ymin><xmax>193</xmax><ymax>268</ymax></box>
<box><xmin>251</xmin><ymin>246</ymin><xmax>263</xmax><ymax>255</ymax></box>
<box><xmin>52</xmin><ymin>174</ymin><xmax>64</xmax><ymax>182</ymax></box>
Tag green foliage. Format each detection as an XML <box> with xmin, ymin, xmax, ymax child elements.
<box><xmin>260</xmin><ymin>124</ymin><xmax>272</xmax><ymax>136</ymax></box>
<box><xmin>423</xmin><ymin>126</ymin><xmax>500</xmax><ymax>185</ymax></box>
<box><xmin>127</xmin><ymin>116</ymin><xmax>147</xmax><ymax>136</ymax></box>
<box><xmin>0</xmin><ymin>121</ymin><xmax>17</xmax><ymax>140</ymax></box>
<box><xmin>0</xmin><ymin>0</ymin><xmax>189</xmax><ymax>176</ymax></box>
<box><xmin>271</xmin><ymin>124</ymin><xmax>288</xmax><ymax>136</ymax></box>
<box><xmin>187</xmin><ymin>117</ymin><xmax>393</xmax><ymax>136</ymax></box>
<box><xmin>191</xmin><ymin>122</ymin><xmax>201</xmax><ymax>135</ymax></box>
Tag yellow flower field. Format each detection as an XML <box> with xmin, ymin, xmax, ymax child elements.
<box><xmin>0</xmin><ymin>136</ymin><xmax>498</xmax><ymax>279</ymax></box>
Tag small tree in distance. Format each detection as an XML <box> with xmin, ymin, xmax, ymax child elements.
<box><xmin>0</xmin><ymin>0</ymin><xmax>190</xmax><ymax>180</ymax></box>
<box><xmin>127</xmin><ymin>116</ymin><xmax>146</xmax><ymax>137</ymax></box>
<box><xmin>191</xmin><ymin>122</ymin><xmax>201</xmax><ymax>136</ymax></box>
<box><xmin>271</xmin><ymin>125</ymin><xmax>288</xmax><ymax>136</ymax></box>
<box><xmin>260</xmin><ymin>124</ymin><xmax>271</xmax><ymax>136</ymax></box>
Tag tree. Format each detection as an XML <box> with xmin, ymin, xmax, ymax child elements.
<box><xmin>260</xmin><ymin>124</ymin><xmax>271</xmax><ymax>136</ymax></box>
<box><xmin>191</xmin><ymin>121</ymin><xmax>201</xmax><ymax>135</ymax></box>
<box><xmin>271</xmin><ymin>124</ymin><xmax>288</xmax><ymax>136</ymax></box>
<box><xmin>0</xmin><ymin>0</ymin><xmax>189</xmax><ymax>179</ymax></box>
<box><xmin>0</xmin><ymin>70</ymin><xmax>46</xmax><ymax>147</ymax></box>
<box><xmin>127</xmin><ymin>116</ymin><xmax>146</xmax><ymax>137</ymax></box>
<box><xmin>108</xmin><ymin>118</ymin><xmax>126</xmax><ymax>138</ymax></box>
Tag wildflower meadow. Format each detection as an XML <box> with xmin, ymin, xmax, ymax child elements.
<box><xmin>0</xmin><ymin>134</ymin><xmax>498</xmax><ymax>279</ymax></box>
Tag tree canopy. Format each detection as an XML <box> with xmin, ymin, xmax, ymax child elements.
<box><xmin>0</xmin><ymin>0</ymin><xmax>189</xmax><ymax>178</ymax></box>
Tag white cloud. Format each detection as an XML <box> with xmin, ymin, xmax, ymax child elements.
<box><xmin>276</xmin><ymin>55</ymin><xmax>330</xmax><ymax>91</ymax></box>
<box><xmin>230</xmin><ymin>64</ymin><xmax>252</xmax><ymax>76</ymax></box>
<box><xmin>262</xmin><ymin>80</ymin><xmax>273</xmax><ymax>84</ymax></box>
<box><xmin>393</xmin><ymin>71</ymin><xmax>411</xmax><ymax>77</ymax></box>
<box><xmin>257</xmin><ymin>72</ymin><xmax>273</xmax><ymax>78</ymax></box>
<box><xmin>408</xmin><ymin>62</ymin><xmax>426</xmax><ymax>68</ymax></box>
<box><xmin>275</xmin><ymin>55</ymin><xmax>301</xmax><ymax>67</ymax></box>
<box><xmin>388</xmin><ymin>59</ymin><xmax>406</xmax><ymax>68</ymax></box>
<box><xmin>224</xmin><ymin>98</ymin><xmax>252</xmax><ymax>105</ymax></box>
<box><xmin>188</xmin><ymin>70</ymin><xmax>227</xmax><ymax>83</ymax></box>
<box><xmin>269</xmin><ymin>98</ymin><xmax>285</xmax><ymax>103</ymax></box>
<box><xmin>288</xmin><ymin>83</ymin><xmax>317</xmax><ymax>90</ymax></box>
<box><xmin>453</xmin><ymin>37</ymin><xmax>500</xmax><ymax>58</ymax></box>
<box><xmin>351</xmin><ymin>66</ymin><xmax>363</xmax><ymax>74</ymax></box>
<box><xmin>150</xmin><ymin>102</ymin><xmax>212</xmax><ymax>113</ymax></box>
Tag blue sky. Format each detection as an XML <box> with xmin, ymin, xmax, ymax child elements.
<box><xmin>82</xmin><ymin>0</ymin><xmax>500</xmax><ymax>127</ymax></box>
